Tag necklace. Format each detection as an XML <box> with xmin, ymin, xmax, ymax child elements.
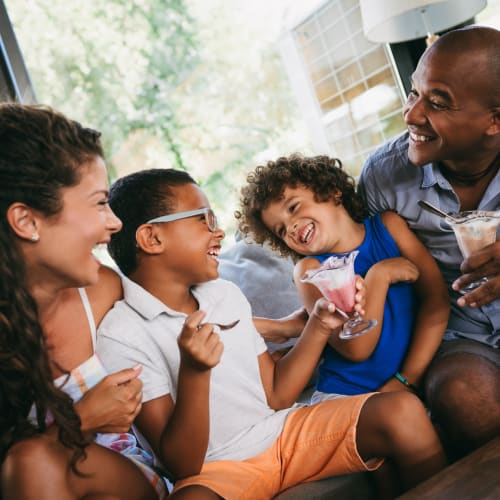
<box><xmin>439</xmin><ymin>154</ymin><xmax>500</xmax><ymax>186</ymax></box>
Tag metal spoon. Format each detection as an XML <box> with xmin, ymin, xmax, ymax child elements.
<box><xmin>198</xmin><ymin>319</ymin><xmax>240</xmax><ymax>331</ymax></box>
<box><xmin>418</xmin><ymin>200</ymin><xmax>459</xmax><ymax>223</ymax></box>
<box><xmin>333</xmin><ymin>307</ymin><xmax>350</xmax><ymax>320</ymax></box>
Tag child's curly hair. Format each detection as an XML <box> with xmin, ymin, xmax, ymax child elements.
<box><xmin>236</xmin><ymin>153</ymin><xmax>368</xmax><ymax>260</ymax></box>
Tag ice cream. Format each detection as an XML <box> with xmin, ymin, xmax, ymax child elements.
<box><xmin>447</xmin><ymin>211</ymin><xmax>500</xmax><ymax>258</ymax></box>
<box><xmin>301</xmin><ymin>252</ymin><xmax>357</xmax><ymax>312</ymax></box>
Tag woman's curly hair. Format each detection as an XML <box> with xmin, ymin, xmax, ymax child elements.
<box><xmin>236</xmin><ymin>154</ymin><xmax>368</xmax><ymax>260</ymax></box>
<box><xmin>0</xmin><ymin>103</ymin><xmax>99</xmax><ymax>470</ymax></box>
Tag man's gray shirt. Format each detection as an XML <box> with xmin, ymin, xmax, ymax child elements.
<box><xmin>358</xmin><ymin>132</ymin><xmax>500</xmax><ymax>347</ymax></box>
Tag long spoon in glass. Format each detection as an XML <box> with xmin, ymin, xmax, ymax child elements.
<box><xmin>418</xmin><ymin>200</ymin><xmax>460</xmax><ymax>223</ymax></box>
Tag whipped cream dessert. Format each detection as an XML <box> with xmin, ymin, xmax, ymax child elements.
<box><xmin>301</xmin><ymin>253</ymin><xmax>357</xmax><ymax>312</ymax></box>
<box><xmin>447</xmin><ymin>211</ymin><xmax>500</xmax><ymax>258</ymax></box>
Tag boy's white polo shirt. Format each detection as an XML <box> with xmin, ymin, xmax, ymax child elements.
<box><xmin>97</xmin><ymin>276</ymin><xmax>295</xmax><ymax>462</ymax></box>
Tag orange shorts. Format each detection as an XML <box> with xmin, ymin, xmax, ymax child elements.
<box><xmin>173</xmin><ymin>393</ymin><xmax>382</xmax><ymax>499</ymax></box>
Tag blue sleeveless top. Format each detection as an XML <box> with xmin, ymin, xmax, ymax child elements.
<box><xmin>313</xmin><ymin>213</ymin><xmax>416</xmax><ymax>395</ymax></box>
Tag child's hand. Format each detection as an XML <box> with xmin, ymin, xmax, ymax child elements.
<box><xmin>310</xmin><ymin>297</ymin><xmax>344</xmax><ymax>334</ymax></box>
<box><xmin>178</xmin><ymin>311</ymin><xmax>224</xmax><ymax>371</ymax></box>
<box><xmin>370</xmin><ymin>257</ymin><xmax>419</xmax><ymax>286</ymax></box>
<box><xmin>353</xmin><ymin>275</ymin><xmax>366</xmax><ymax>316</ymax></box>
<box><xmin>310</xmin><ymin>277</ymin><xmax>368</xmax><ymax>334</ymax></box>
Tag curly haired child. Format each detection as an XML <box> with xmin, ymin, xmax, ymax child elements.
<box><xmin>237</xmin><ymin>153</ymin><xmax>450</xmax><ymax>401</ymax></box>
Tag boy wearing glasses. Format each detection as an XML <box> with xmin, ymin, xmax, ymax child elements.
<box><xmin>96</xmin><ymin>168</ymin><xmax>447</xmax><ymax>499</ymax></box>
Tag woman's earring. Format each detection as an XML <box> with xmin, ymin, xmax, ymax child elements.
<box><xmin>31</xmin><ymin>232</ymin><xmax>40</xmax><ymax>242</ymax></box>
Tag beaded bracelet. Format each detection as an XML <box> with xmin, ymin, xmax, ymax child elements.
<box><xmin>394</xmin><ymin>372</ymin><xmax>418</xmax><ymax>392</ymax></box>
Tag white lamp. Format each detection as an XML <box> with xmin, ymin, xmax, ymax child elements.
<box><xmin>360</xmin><ymin>0</ymin><xmax>487</xmax><ymax>44</ymax></box>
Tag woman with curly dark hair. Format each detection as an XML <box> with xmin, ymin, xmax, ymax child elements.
<box><xmin>237</xmin><ymin>154</ymin><xmax>449</xmax><ymax>403</ymax></box>
<box><xmin>0</xmin><ymin>103</ymin><xmax>164</xmax><ymax>499</ymax></box>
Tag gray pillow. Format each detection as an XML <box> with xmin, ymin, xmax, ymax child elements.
<box><xmin>219</xmin><ymin>235</ymin><xmax>303</xmax><ymax>353</ymax></box>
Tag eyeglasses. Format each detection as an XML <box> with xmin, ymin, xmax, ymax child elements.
<box><xmin>147</xmin><ymin>208</ymin><xmax>218</xmax><ymax>232</ymax></box>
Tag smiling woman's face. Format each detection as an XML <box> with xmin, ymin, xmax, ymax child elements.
<box><xmin>31</xmin><ymin>157</ymin><xmax>122</xmax><ymax>289</ymax></box>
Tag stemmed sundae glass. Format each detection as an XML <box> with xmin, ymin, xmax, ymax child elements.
<box><xmin>444</xmin><ymin>210</ymin><xmax>500</xmax><ymax>292</ymax></box>
<box><xmin>301</xmin><ymin>251</ymin><xmax>377</xmax><ymax>339</ymax></box>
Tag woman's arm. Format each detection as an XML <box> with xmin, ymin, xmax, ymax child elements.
<box><xmin>379</xmin><ymin>211</ymin><xmax>450</xmax><ymax>393</ymax></box>
<box><xmin>253</xmin><ymin>307</ymin><xmax>308</xmax><ymax>344</ymax></box>
<box><xmin>74</xmin><ymin>264</ymin><xmax>135</xmax><ymax>434</ymax></box>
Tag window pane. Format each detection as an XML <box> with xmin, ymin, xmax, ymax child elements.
<box><xmin>345</xmin><ymin>5</ymin><xmax>362</xmax><ymax>34</ymax></box>
<box><xmin>360</xmin><ymin>47</ymin><xmax>387</xmax><ymax>77</ymax></box>
<box><xmin>289</xmin><ymin>0</ymin><xmax>406</xmax><ymax>172</ymax></box>
<box><xmin>328</xmin><ymin>39</ymin><xmax>355</xmax><ymax>70</ymax></box>
<box><xmin>342</xmin><ymin>82</ymin><xmax>365</xmax><ymax>103</ymax></box>
<box><xmin>315</xmin><ymin>74</ymin><xmax>339</xmax><ymax>102</ymax></box>
<box><xmin>331</xmin><ymin>134</ymin><xmax>357</xmax><ymax>158</ymax></box>
<box><xmin>341</xmin><ymin>0</ymin><xmax>357</xmax><ymax>12</ymax></box>
<box><xmin>366</xmin><ymin>67</ymin><xmax>394</xmax><ymax>87</ymax></box>
<box><xmin>379</xmin><ymin>112</ymin><xmax>406</xmax><ymax>140</ymax></box>
<box><xmin>337</xmin><ymin>61</ymin><xmax>361</xmax><ymax>88</ymax></box>
<box><xmin>356</xmin><ymin>125</ymin><xmax>383</xmax><ymax>150</ymax></box>
<box><xmin>307</xmin><ymin>55</ymin><xmax>331</xmax><ymax>83</ymax></box>
<box><xmin>299</xmin><ymin>35</ymin><xmax>326</xmax><ymax>64</ymax></box>
<box><xmin>320</xmin><ymin>93</ymin><xmax>344</xmax><ymax>113</ymax></box>
<box><xmin>295</xmin><ymin>18</ymin><xmax>320</xmax><ymax>49</ymax></box>
<box><xmin>318</xmin><ymin>2</ymin><xmax>342</xmax><ymax>30</ymax></box>
<box><xmin>323</xmin><ymin>19</ymin><xmax>349</xmax><ymax>50</ymax></box>
<box><xmin>352</xmin><ymin>31</ymin><xmax>376</xmax><ymax>55</ymax></box>
<box><xmin>325</xmin><ymin>106</ymin><xmax>352</xmax><ymax>139</ymax></box>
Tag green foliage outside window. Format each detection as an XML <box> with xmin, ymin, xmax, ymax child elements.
<box><xmin>7</xmin><ymin>0</ymin><xmax>310</xmax><ymax>237</ymax></box>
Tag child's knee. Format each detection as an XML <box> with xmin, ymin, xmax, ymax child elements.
<box><xmin>361</xmin><ymin>392</ymin><xmax>431</xmax><ymax>444</ymax></box>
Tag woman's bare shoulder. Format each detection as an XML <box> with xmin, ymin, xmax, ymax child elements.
<box><xmin>86</xmin><ymin>265</ymin><xmax>123</xmax><ymax>324</ymax></box>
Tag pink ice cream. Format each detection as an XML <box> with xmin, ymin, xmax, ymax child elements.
<box><xmin>319</xmin><ymin>278</ymin><xmax>356</xmax><ymax>312</ymax></box>
<box><xmin>302</xmin><ymin>253</ymin><xmax>357</xmax><ymax>313</ymax></box>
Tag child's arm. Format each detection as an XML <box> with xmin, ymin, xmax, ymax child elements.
<box><xmin>360</xmin><ymin>256</ymin><xmax>420</xmax><ymax>359</ymax></box>
<box><xmin>258</xmin><ymin>297</ymin><xmax>352</xmax><ymax>409</ymax></box>
<box><xmin>379</xmin><ymin>211</ymin><xmax>450</xmax><ymax>393</ymax></box>
<box><xmin>253</xmin><ymin>307</ymin><xmax>308</xmax><ymax>344</ymax></box>
<box><xmin>134</xmin><ymin>310</ymin><xmax>223</xmax><ymax>479</ymax></box>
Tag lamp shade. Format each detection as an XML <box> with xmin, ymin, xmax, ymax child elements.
<box><xmin>360</xmin><ymin>0</ymin><xmax>487</xmax><ymax>43</ymax></box>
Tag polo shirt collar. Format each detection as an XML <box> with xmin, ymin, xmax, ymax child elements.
<box><xmin>121</xmin><ymin>274</ymin><xmax>220</xmax><ymax>321</ymax></box>
<box><xmin>421</xmin><ymin>159</ymin><xmax>500</xmax><ymax>197</ymax></box>
<box><xmin>121</xmin><ymin>275</ymin><xmax>181</xmax><ymax>320</ymax></box>
<box><xmin>421</xmin><ymin>161</ymin><xmax>440</xmax><ymax>188</ymax></box>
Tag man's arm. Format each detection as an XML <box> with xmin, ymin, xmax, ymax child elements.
<box><xmin>454</xmin><ymin>240</ymin><xmax>500</xmax><ymax>308</ymax></box>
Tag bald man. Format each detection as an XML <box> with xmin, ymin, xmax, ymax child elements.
<box><xmin>358</xmin><ymin>26</ymin><xmax>500</xmax><ymax>460</ymax></box>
